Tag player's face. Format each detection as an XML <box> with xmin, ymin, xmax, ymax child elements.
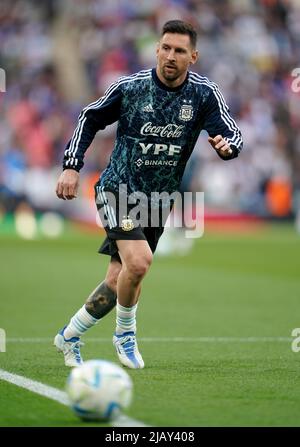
<box><xmin>156</xmin><ymin>33</ymin><xmax>198</xmax><ymax>87</ymax></box>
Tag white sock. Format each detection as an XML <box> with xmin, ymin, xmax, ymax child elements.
<box><xmin>63</xmin><ymin>305</ymin><xmax>99</xmax><ymax>339</ymax></box>
<box><xmin>115</xmin><ymin>302</ymin><xmax>137</xmax><ymax>335</ymax></box>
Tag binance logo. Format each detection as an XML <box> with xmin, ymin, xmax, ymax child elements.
<box><xmin>135</xmin><ymin>159</ymin><xmax>144</xmax><ymax>167</ymax></box>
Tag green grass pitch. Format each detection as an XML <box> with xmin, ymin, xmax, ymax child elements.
<box><xmin>0</xmin><ymin>223</ymin><xmax>300</xmax><ymax>427</ymax></box>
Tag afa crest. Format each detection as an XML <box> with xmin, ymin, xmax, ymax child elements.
<box><xmin>179</xmin><ymin>103</ymin><xmax>193</xmax><ymax>121</ymax></box>
<box><xmin>121</xmin><ymin>217</ymin><xmax>134</xmax><ymax>231</ymax></box>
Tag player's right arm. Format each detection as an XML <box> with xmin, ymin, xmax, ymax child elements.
<box><xmin>56</xmin><ymin>81</ymin><xmax>122</xmax><ymax>200</ymax></box>
<box><xmin>56</xmin><ymin>169</ymin><xmax>80</xmax><ymax>200</ymax></box>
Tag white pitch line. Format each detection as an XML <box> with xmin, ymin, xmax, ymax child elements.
<box><xmin>6</xmin><ymin>336</ymin><xmax>292</xmax><ymax>343</ymax></box>
<box><xmin>0</xmin><ymin>368</ymin><xmax>147</xmax><ymax>427</ymax></box>
<box><xmin>0</xmin><ymin>368</ymin><xmax>68</xmax><ymax>405</ymax></box>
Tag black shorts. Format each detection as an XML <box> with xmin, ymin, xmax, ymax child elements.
<box><xmin>95</xmin><ymin>184</ymin><xmax>172</xmax><ymax>263</ymax></box>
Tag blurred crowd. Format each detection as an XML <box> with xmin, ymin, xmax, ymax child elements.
<box><xmin>1</xmin><ymin>0</ymin><xmax>300</xmax><ymax>223</ymax></box>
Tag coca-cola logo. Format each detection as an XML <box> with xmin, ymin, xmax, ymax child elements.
<box><xmin>141</xmin><ymin>122</ymin><xmax>184</xmax><ymax>138</ymax></box>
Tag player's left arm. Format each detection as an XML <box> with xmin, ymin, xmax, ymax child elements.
<box><xmin>202</xmin><ymin>84</ymin><xmax>243</xmax><ymax>160</ymax></box>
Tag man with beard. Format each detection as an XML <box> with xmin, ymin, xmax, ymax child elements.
<box><xmin>54</xmin><ymin>20</ymin><xmax>243</xmax><ymax>369</ymax></box>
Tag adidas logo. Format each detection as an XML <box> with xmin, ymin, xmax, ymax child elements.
<box><xmin>142</xmin><ymin>103</ymin><xmax>154</xmax><ymax>113</ymax></box>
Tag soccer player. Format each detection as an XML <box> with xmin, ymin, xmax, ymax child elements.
<box><xmin>54</xmin><ymin>20</ymin><xmax>243</xmax><ymax>369</ymax></box>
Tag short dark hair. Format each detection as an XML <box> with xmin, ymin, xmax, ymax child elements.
<box><xmin>161</xmin><ymin>20</ymin><xmax>197</xmax><ymax>49</ymax></box>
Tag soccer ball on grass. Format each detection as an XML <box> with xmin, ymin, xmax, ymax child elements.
<box><xmin>66</xmin><ymin>359</ymin><xmax>133</xmax><ymax>421</ymax></box>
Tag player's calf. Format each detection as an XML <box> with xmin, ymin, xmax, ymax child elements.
<box><xmin>85</xmin><ymin>281</ymin><xmax>117</xmax><ymax>319</ymax></box>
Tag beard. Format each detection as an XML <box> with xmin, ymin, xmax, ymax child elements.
<box><xmin>160</xmin><ymin>64</ymin><xmax>180</xmax><ymax>82</ymax></box>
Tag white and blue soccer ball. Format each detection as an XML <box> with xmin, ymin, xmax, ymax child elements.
<box><xmin>66</xmin><ymin>359</ymin><xmax>133</xmax><ymax>421</ymax></box>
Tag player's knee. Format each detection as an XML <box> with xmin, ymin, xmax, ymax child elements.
<box><xmin>105</xmin><ymin>274</ymin><xmax>118</xmax><ymax>292</ymax></box>
<box><xmin>126</xmin><ymin>254</ymin><xmax>152</xmax><ymax>282</ymax></box>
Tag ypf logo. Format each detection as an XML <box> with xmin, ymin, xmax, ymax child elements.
<box><xmin>0</xmin><ymin>328</ymin><xmax>6</xmax><ymax>352</ymax></box>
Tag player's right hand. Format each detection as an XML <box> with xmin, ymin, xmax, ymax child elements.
<box><xmin>56</xmin><ymin>169</ymin><xmax>79</xmax><ymax>200</ymax></box>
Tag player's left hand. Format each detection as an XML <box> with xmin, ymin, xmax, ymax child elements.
<box><xmin>208</xmin><ymin>135</ymin><xmax>232</xmax><ymax>157</ymax></box>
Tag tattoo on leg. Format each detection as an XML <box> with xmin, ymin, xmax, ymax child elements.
<box><xmin>85</xmin><ymin>281</ymin><xmax>117</xmax><ymax>319</ymax></box>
